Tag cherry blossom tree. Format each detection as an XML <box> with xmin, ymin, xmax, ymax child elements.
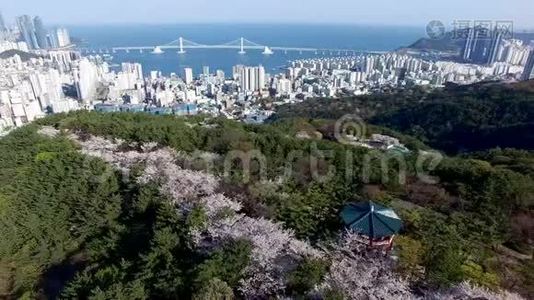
<box><xmin>68</xmin><ymin>132</ymin><xmax>524</xmax><ymax>300</ymax></box>
<box><xmin>70</xmin><ymin>133</ymin><xmax>320</xmax><ymax>298</ymax></box>
<box><xmin>317</xmin><ymin>231</ymin><xmax>413</xmax><ymax>299</ymax></box>
<box><xmin>428</xmin><ymin>282</ymin><xmax>524</xmax><ymax>300</ymax></box>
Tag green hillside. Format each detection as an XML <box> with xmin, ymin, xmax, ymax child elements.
<box><xmin>272</xmin><ymin>81</ymin><xmax>534</xmax><ymax>154</ymax></box>
<box><xmin>0</xmin><ymin>111</ymin><xmax>532</xmax><ymax>298</ymax></box>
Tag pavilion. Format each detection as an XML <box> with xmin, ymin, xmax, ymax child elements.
<box><xmin>341</xmin><ymin>201</ymin><xmax>402</xmax><ymax>249</ymax></box>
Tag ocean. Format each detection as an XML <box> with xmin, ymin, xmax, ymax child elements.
<box><xmin>68</xmin><ymin>23</ymin><xmax>425</xmax><ymax>76</ymax></box>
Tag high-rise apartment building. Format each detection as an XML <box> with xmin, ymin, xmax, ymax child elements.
<box><xmin>238</xmin><ymin>65</ymin><xmax>266</xmax><ymax>92</ymax></box>
<box><xmin>216</xmin><ymin>70</ymin><xmax>225</xmax><ymax>81</ymax></box>
<box><xmin>74</xmin><ymin>58</ymin><xmax>99</xmax><ymax>101</ymax></box>
<box><xmin>184</xmin><ymin>68</ymin><xmax>193</xmax><ymax>84</ymax></box>
<box><xmin>56</xmin><ymin>28</ymin><xmax>71</xmax><ymax>47</ymax></box>
<box><xmin>521</xmin><ymin>50</ymin><xmax>534</xmax><ymax>81</ymax></box>
<box><xmin>16</xmin><ymin>15</ymin><xmax>38</xmax><ymax>49</ymax></box>
<box><xmin>462</xmin><ymin>26</ymin><xmax>504</xmax><ymax>65</ymax></box>
<box><xmin>461</xmin><ymin>27</ymin><xmax>476</xmax><ymax>61</ymax></box>
<box><xmin>487</xmin><ymin>31</ymin><xmax>503</xmax><ymax>65</ymax></box>
<box><xmin>47</xmin><ymin>27</ymin><xmax>71</xmax><ymax>48</ymax></box>
<box><xmin>364</xmin><ymin>56</ymin><xmax>375</xmax><ymax>74</ymax></box>
<box><xmin>33</xmin><ymin>16</ymin><xmax>48</xmax><ymax>49</ymax></box>
<box><xmin>14</xmin><ymin>15</ymin><xmax>55</xmax><ymax>49</ymax></box>
<box><xmin>122</xmin><ymin>62</ymin><xmax>143</xmax><ymax>81</ymax></box>
<box><xmin>0</xmin><ymin>11</ymin><xmax>6</xmax><ymax>32</ymax></box>
<box><xmin>498</xmin><ymin>40</ymin><xmax>531</xmax><ymax>65</ymax></box>
<box><xmin>276</xmin><ymin>78</ymin><xmax>292</xmax><ymax>95</ymax></box>
<box><xmin>118</xmin><ymin>62</ymin><xmax>144</xmax><ymax>90</ymax></box>
<box><xmin>56</xmin><ymin>27</ymin><xmax>70</xmax><ymax>47</ymax></box>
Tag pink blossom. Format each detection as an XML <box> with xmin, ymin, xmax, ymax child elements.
<box><xmin>69</xmin><ymin>133</ymin><xmax>524</xmax><ymax>300</ymax></box>
<box><xmin>318</xmin><ymin>231</ymin><xmax>413</xmax><ymax>299</ymax></box>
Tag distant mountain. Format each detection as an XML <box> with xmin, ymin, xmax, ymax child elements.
<box><xmin>403</xmin><ymin>31</ymin><xmax>464</xmax><ymax>52</ymax></box>
<box><xmin>0</xmin><ymin>49</ymin><xmax>41</xmax><ymax>61</ymax></box>
<box><xmin>402</xmin><ymin>30</ymin><xmax>534</xmax><ymax>53</ymax></box>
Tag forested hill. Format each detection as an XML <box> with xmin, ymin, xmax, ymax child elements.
<box><xmin>271</xmin><ymin>81</ymin><xmax>534</xmax><ymax>154</ymax></box>
<box><xmin>401</xmin><ymin>31</ymin><xmax>534</xmax><ymax>53</ymax></box>
<box><xmin>0</xmin><ymin>49</ymin><xmax>41</xmax><ymax>61</ymax></box>
<box><xmin>0</xmin><ymin>112</ymin><xmax>532</xmax><ymax>298</ymax></box>
<box><xmin>402</xmin><ymin>31</ymin><xmax>463</xmax><ymax>52</ymax></box>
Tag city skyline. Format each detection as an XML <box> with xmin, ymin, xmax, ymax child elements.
<box><xmin>1</xmin><ymin>0</ymin><xmax>534</xmax><ymax>29</ymax></box>
<box><xmin>0</xmin><ymin>4</ymin><xmax>533</xmax><ymax>132</ymax></box>
<box><xmin>1</xmin><ymin>2</ymin><xmax>534</xmax><ymax>300</ymax></box>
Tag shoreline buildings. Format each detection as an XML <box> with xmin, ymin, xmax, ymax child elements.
<box><xmin>11</xmin><ymin>14</ymin><xmax>71</xmax><ymax>50</ymax></box>
<box><xmin>0</xmin><ymin>14</ymin><xmax>533</xmax><ymax>133</ymax></box>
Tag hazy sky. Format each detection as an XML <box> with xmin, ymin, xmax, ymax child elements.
<box><xmin>2</xmin><ymin>0</ymin><xmax>534</xmax><ymax>29</ymax></box>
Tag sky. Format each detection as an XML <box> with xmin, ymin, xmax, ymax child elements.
<box><xmin>2</xmin><ymin>0</ymin><xmax>534</xmax><ymax>29</ymax></box>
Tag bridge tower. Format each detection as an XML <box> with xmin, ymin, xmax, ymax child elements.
<box><xmin>178</xmin><ymin>37</ymin><xmax>186</xmax><ymax>54</ymax></box>
<box><xmin>239</xmin><ymin>37</ymin><xmax>246</xmax><ymax>54</ymax></box>
<box><xmin>262</xmin><ymin>46</ymin><xmax>273</xmax><ymax>55</ymax></box>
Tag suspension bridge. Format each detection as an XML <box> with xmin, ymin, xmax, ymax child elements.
<box><xmin>78</xmin><ymin>37</ymin><xmax>384</xmax><ymax>55</ymax></box>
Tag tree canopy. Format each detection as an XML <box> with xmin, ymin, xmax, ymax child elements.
<box><xmin>0</xmin><ymin>103</ymin><xmax>532</xmax><ymax>298</ymax></box>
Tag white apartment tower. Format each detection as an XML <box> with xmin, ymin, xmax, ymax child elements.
<box><xmin>56</xmin><ymin>28</ymin><xmax>71</xmax><ymax>47</ymax></box>
<box><xmin>184</xmin><ymin>68</ymin><xmax>194</xmax><ymax>84</ymax></box>
<box><xmin>74</xmin><ymin>58</ymin><xmax>99</xmax><ymax>102</ymax></box>
<box><xmin>238</xmin><ymin>65</ymin><xmax>265</xmax><ymax>92</ymax></box>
